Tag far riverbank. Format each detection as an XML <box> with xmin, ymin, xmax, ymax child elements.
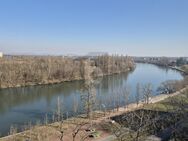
<box><xmin>0</xmin><ymin>55</ymin><xmax>135</xmax><ymax>89</ymax></box>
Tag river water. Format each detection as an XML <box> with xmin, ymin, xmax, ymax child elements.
<box><xmin>0</xmin><ymin>63</ymin><xmax>183</xmax><ymax>137</ymax></box>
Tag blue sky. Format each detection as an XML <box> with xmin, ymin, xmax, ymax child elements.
<box><xmin>0</xmin><ymin>0</ymin><xmax>188</xmax><ymax>56</ymax></box>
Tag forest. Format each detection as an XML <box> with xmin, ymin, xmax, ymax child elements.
<box><xmin>0</xmin><ymin>55</ymin><xmax>135</xmax><ymax>88</ymax></box>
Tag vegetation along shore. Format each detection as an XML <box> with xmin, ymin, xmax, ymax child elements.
<box><xmin>0</xmin><ymin>55</ymin><xmax>135</xmax><ymax>89</ymax></box>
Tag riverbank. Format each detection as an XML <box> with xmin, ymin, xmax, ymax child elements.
<box><xmin>135</xmin><ymin>60</ymin><xmax>188</xmax><ymax>76</ymax></box>
<box><xmin>0</xmin><ymin>55</ymin><xmax>135</xmax><ymax>89</ymax></box>
<box><xmin>169</xmin><ymin>66</ymin><xmax>188</xmax><ymax>75</ymax></box>
<box><xmin>1</xmin><ymin>86</ymin><xmax>187</xmax><ymax>141</ymax></box>
<box><xmin>0</xmin><ymin>68</ymin><xmax>134</xmax><ymax>89</ymax></box>
<box><xmin>110</xmin><ymin>87</ymin><xmax>188</xmax><ymax>141</ymax></box>
<box><xmin>0</xmin><ymin>63</ymin><xmax>183</xmax><ymax>139</ymax></box>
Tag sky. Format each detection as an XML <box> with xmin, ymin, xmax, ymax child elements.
<box><xmin>0</xmin><ymin>0</ymin><xmax>188</xmax><ymax>57</ymax></box>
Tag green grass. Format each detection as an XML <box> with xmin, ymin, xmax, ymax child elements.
<box><xmin>144</xmin><ymin>90</ymin><xmax>188</xmax><ymax>112</ymax></box>
<box><xmin>181</xmin><ymin>65</ymin><xmax>188</xmax><ymax>73</ymax></box>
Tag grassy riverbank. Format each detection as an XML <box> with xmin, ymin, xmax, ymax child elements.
<box><xmin>181</xmin><ymin>65</ymin><xmax>188</xmax><ymax>74</ymax></box>
<box><xmin>1</xmin><ymin>86</ymin><xmax>187</xmax><ymax>141</ymax></box>
<box><xmin>109</xmin><ymin>87</ymin><xmax>188</xmax><ymax>141</ymax></box>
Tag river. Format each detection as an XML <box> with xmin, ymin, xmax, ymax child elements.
<box><xmin>0</xmin><ymin>63</ymin><xmax>183</xmax><ymax>137</ymax></box>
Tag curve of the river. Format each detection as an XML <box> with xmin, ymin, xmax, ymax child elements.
<box><xmin>0</xmin><ymin>63</ymin><xmax>183</xmax><ymax>137</ymax></box>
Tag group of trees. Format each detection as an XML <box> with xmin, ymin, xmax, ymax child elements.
<box><xmin>176</xmin><ymin>58</ymin><xmax>187</xmax><ymax>66</ymax></box>
<box><xmin>52</xmin><ymin>74</ymin><xmax>188</xmax><ymax>141</ymax></box>
<box><xmin>0</xmin><ymin>55</ymin><xmax>134</xmax><ymax>88</ymax></box>
<box><xmin>91</xmin><ymin>82</ymin><xmax>153</xmax><ymax>115</ymax></box>
<box><xmin>157</xmin><ymin>76</ymin><xmax>188</xmax><ymax>94</ymax></box>
<box><xmin>104</xmin><ymin>76</ymin><xmax>188</xmax><ymax>141</ymax></box>
<box><xmin>135</xmin><ymin>57</ymin><xmax>171</xmax><ymax>66</ymax></box>
<box><xmin>52</xmin><ymin>83</ymin><xmax>153</xmax><ymax>141</ymax></box>
<box><xmin>135</xmin><ymin>57</ymin><xmax>188</xmax><ymax>68</ymax></box>
<box><xmin>108</xmin><ymin>89</ymin><xmax>188</xmax><ymax>141</ymax></box>
<box><xmin>93</xmin><ymin>55</ymin><xmax>135</xmax><ymax>75</ymax></box>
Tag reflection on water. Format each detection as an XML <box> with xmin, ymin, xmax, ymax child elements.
<box><xmin>0</xmin><ymin>63</ymin><xmax>183</xmax><ymax>136</ymax></box>
<box><xmin>0</xmin><ymin>81</ymin><xmax>83</xmax><ymax>114</ymax></box>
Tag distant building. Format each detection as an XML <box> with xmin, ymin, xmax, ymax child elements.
<box><xmin>0</xmin><ymin>52</ymin><xmax>3</xmax><ymax>58</ymax></box>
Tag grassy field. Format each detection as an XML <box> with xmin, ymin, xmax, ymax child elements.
<box><xmin>144</xmin><ymin>89</ymin><xmax>188</xmax><ymax>111</ymax></box>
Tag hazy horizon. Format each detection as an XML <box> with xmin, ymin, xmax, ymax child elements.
<box><xmin>0</xmin><ymin>0</ymin><xmax>188</xmax><ymax>57</ymax></box>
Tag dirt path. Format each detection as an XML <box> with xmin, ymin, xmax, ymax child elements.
<box><xmin>93</xmin><ymin>86</ymin><xmax>188</xmax><ymax>123</ymax></box>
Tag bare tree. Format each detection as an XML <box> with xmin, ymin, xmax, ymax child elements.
<box><xmin>109</xmin><ymin>110</ymin><xmax>155</xmax><ymax>141</ymax></box>
<box><xmin>142</xmin><ymin>83</ymin><xmax>152</xmax><ymax>104</ymax></box>
<box><xmin>136</xmin><ymin>83</ymin><xmax>141</xmax><ymax>106</ymax></box>
<box><xmin>112</xmin><ymin>88</ymin><xmax>122</xmax><ymax>112</ymax></box>
<box><xmin>123</xmin><ymin>85</ymin><xmax>131</xmax><ymax>109</ymax></box>
<box><xmin>80</xmin><ymin>59</ymin><xmax>96</xmax><ymax>120</ymax></box>
<box><xmin>157</xmin><ymin>80</ymin><xmax>178</xmax><ymax>94</ymax></box>
<box><xmin>55</xmin><ymin>96</ymin><xmax>64</xmax><ymax>141</ymax></box>
<box><xmin>72</xmin><ymin>119</ymin><xmax>88</xmax><ymax>141</ymax></box>
<box><xmin>73</xmin><ymin>95</ymin><xmax>79</xmax><ymax>116</ymax></box>
<box><xmin>56</xmin><ymin>96</ymin><xmax>61</xmax><ymax>121</ymax></box>
<box><xmin>81</xmin><ymin>80</ymin><xmax>96</xmax><ymax>119</ymax></box>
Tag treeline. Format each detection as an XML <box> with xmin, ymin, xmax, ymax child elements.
<box><xmin>0</xmin><ymin>55</ymin><xmax>135</xmax><ymax>88</ymax></box>
<box><xmin>157</xmin><ymin>76</ymin><xmax>188</xmax><ymax>94</ymax></box>
<box><xmin>135</xmin><ymin>57</ymin><xmax>188</xmax><ymax>67</ymax></box>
